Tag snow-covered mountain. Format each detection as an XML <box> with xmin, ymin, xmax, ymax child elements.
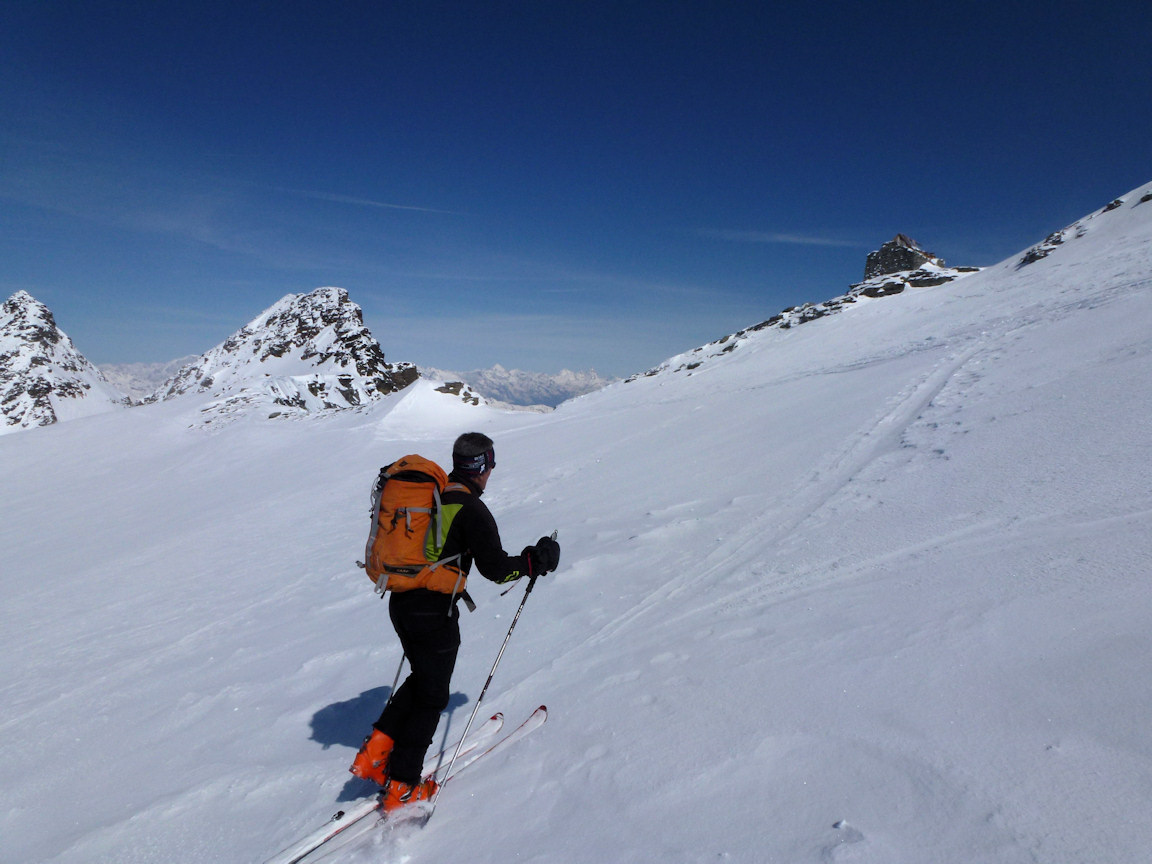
<box><xmin>0</xmin><ymin>290</ymin><xmax>129</xmax><ymax>434</ymax></box>
<box><xmin>3</xmin><ymin>180</ymin><xmax>1152</xmax><ymax>864</ymax></box>
<box><xmin>629</xmin><ymin>234</ymin><xmax>979</xmax><ymax>382</ymax></box>
<box><xmin>421</xmin><ymin>364</ymin><xmax>612</xmax><ymax>408</ymax></box>
<box><xmin>99</xmin><ymin>356</ymin><xmax>199</xmax><ymax>402</ymax></box>
<box><xmin>146</xmin><ymin>287</ymin><xmax>419</xmax><ymax>420</ymax></box>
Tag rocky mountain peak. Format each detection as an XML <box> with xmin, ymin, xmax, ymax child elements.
<box><xmin>4</xmin><ymin>291</ymin><xmax>61</xmax><ymax>345</ymax></box>
<box><xmin>864</xmin><ymin>234</ymin><xmax>945</xmax><ymax>279</ymax></box>
<box><xmin>1</xmin><ymin>291</ymin><xmax>129</xmax><ymax>434</ymax></box>
<box><xmin>147</xmin><ymin>287</ymin><xmax>418</xmax><ymax>420</ymax></box>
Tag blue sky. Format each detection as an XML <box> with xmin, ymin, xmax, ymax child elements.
<box><xmin>2</xmin><ymin>1</ymin><xmax>1149</xmax><ymax>377</ymax></box>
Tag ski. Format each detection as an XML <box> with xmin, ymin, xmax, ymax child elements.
<box><xmin>263</xmin><ymin>796</ymin><xmax>381</xmax><ymax>864</ymax></box>
<box><xmin>424</xmin><ymin>711</ymin><xmax>503</xmax><ymax>778</ymax></box>
<box><xmin>441</xmin><ymin>704</ymin><xmax>547</xmax><ymax>783</ymax></box>
<box><xmin>263</xmin><ymin>712</ymin><xmax>504</xmax><ymax>864</ymax></box>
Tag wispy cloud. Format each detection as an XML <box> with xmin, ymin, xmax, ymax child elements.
<box><xmin>698</xmin><ymin>229</ymin><xmax>866</xmax><ymax>248</ymax></box>
<box><xmin>289</xmin><ymin>188</ymin><xmax>459</xmax><ymax>215</ymax></box>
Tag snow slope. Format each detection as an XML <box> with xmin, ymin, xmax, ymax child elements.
<box><xmin>2</xmin><ymin>182</ymin><xmax>1151</xmax><ymax>863</ymax></box>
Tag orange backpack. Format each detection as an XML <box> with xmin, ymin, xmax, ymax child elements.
<box><xmin>361</xmin><ymin>455</ymin><xmax>467</xmax><ymax>598</ymax></box>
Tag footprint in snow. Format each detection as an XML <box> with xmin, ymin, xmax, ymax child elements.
<box><xmin>821</xmin><ymin>821</ymin><xmax>867</xmax><ymax>863</ymax></box>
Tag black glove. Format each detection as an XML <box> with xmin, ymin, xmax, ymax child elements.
<box><xmin>523</xmin><ymin>535</ymin><xmax>561</xmax><ymax>576</ymax></box>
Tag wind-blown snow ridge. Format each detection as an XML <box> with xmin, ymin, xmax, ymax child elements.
<box><xmin>0</xmin><ymin>290</ymin><xmax>129</xmax><ymax>434</ymax></box>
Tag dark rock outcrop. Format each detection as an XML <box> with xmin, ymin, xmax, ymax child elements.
<box><xmin>864</xmin><ymin>234</ymin><xmax>945</xmax><ymax>279</ymax></box>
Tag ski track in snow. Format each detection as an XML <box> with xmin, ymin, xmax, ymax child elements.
<box><xmin>766</xmin><ymin>343</ymin><xmax>984</xmax><ymax>539</ymax></box>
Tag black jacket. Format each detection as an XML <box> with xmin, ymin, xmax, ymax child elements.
<box><xmin>436</xmin><ymin>472</ymin><xmax>528</xmax><ymax>586</ymax></box>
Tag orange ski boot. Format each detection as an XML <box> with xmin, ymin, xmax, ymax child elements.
<box><xmin>349</xmin><ymin>729</ymin><xmax>394</xmax><ymax>785</ymax></box>
<box><xmin>380</xmin><ymin>776</ymin><xmax>438</xmax><ymax>813</ymax></box>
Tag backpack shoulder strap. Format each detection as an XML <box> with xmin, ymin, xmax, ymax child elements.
<box><xmin>433</xmin><ymin>481</ymin><xmax>476</xmax><ymax>613</ymax></box>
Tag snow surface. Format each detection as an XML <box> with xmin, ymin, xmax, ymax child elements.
<box><xmin>3</xmin><ymin>182</ymin><xmax>1152</xmax><ymax>863</ymax></box>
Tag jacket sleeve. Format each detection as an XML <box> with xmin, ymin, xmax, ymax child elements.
<box><xmin>460</xmin><ymin>498</ymin><xmax>530</xmax><ymax>584</ymax></box>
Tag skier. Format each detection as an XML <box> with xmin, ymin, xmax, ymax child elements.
<box><xmin>350</xmin><ymin>432</ymin><xmax>561</xmax><ymax>812</ymax></box>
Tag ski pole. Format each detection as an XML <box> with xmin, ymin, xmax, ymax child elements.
<box><xmin>383</xmin><ymin>652</ymin><xmax>406</xmax><ymax>711</ymax></box>
<box><xmin>429</xmin><ymin>573</ymin><xmax>540</xmax><ymax>811</ymax></box>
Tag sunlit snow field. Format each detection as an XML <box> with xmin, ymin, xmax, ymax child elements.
<box><xmin>3</xmin><ymin>183</ymin><xmax>1151</xmax><ymax>863</ymax></box>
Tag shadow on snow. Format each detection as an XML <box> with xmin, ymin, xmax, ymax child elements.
<box><xmin>309</xmin><ymin>686</ymin><xmax>471</xmax><ymax>802</ymax></box>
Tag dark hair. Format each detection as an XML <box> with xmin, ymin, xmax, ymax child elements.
<box><xmin>453</xmin><ymin>432</ymin><xmax>494</xmax><ymax>458</ymax></box>
<box><xmin>452</xmin><ymin>432</ymin><xmax>496</xmax><ymax>475</ymax></box>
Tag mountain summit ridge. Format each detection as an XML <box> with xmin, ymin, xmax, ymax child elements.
<box><xmin>145</xmin><ymin>286</ymin><xmax>419</xmax><ymax>421</ymax></box>
<box><xmin>627</xmin><ymin>238</ymin><xmax>979</xmax><ymax>383</ymax></box>
<box><xmin>626</xmin><ymin>185</ymin><xmax>1149</xmax><ymax>385</ymax></box>
<box><xmin>9</xmin><ymin>183</ymin><xmax>1152</xmax><ymax>433</ymax></box>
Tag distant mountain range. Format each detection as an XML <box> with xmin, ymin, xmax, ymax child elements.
<box><xmin>103</xmin><ymin>358</ymin><xmax>611</xmax><ymax>409</ymax></box>
<box><xmin>99</xmin><ymin>356</ymin><xmax>199</xmax><ymax>401</ymax></box>
<box><xmin>7</xmin><ymin>185</ymin><xmax>1149</xmax><ymax>435</ymax></box>
<box><xmin>420</xmin><ymin>365</ymin><xmax>613</xmax><ymax>408</ymax></box>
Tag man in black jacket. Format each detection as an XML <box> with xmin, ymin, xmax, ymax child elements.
<box><xmin>350</xmin><ymin>432</ymin><xmax>560</xmax><ymax>811</ymax></box>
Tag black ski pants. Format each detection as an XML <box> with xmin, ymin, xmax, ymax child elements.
<box><xmin>374</xmin><ymin>590</ymin><xmax>460</xmax><ymax>785</ymax></box>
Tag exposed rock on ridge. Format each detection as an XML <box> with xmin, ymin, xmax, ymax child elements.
<box><xmin>1</xmin><ymin>291</ymin><xmax>129</xmax><ymax>434</ymax></box>
<box><xmin>628</xmin><ymin>237</ymin><xmax>978</xmax><ymax>383</ymax></box>
<box><xmin>864</xmin><ymin>234</ymin><xmax>945</xmax><ymax>279</ymax></box>
<box><xmin>1017</xmin><ymin>194</ymin><xmax>1139</xmax><ymax>268</ymax></box>
<box><xmin>629</xmin><ymin>189</ymin><xmax>1146</xmax><ymax>386</ymax></box>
